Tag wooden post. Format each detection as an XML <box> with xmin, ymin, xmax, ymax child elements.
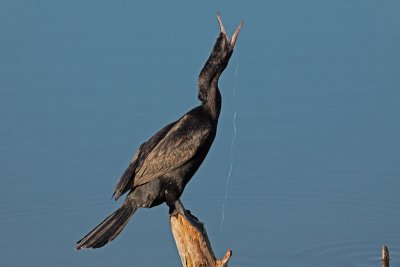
<box><xmin>169</xmin><ymin>200</ymin><xmax>232</xmax><ymax>267</ymax></box>
<box><xmin>382</xmin><ymin>245</ymin><xmax>390</xmax><ymax>267</ymax></box>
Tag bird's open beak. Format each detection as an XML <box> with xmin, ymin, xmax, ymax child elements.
<box><xmin>216</xmin><ymin>14</ymin><xmax>243</xmax><ymax>49</ymax></box>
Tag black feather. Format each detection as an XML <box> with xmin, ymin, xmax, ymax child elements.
<box><xmin>76</xmin><ymin>203</ymin><xmax>137</xmax><ymax>249</ymax></box>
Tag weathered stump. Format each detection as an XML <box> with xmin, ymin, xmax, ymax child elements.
<box><xmin>382</xmin><ymin>245</ymin><xmax>390</xmax><ymax>267</ymax></box>
<box><xmin>169</xmin><ymin>200</ymin><xmax>232</xmax><ymax>267</ymax></box>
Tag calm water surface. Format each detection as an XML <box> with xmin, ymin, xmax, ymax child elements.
<box><xmin>1</xmin><ymin>1</ymin><xmax>399</xmax><ymax>267</ymax></box>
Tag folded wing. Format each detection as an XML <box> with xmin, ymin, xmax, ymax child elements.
<box><xmin>134</xmin><ymin>116</ymin><xmax>210</xmax><ymax>187</ymax></box>
<box><xmin>113</xmin><ymin>121</ymin><xmax>176</xmax><ymax>200</ymax></box>
<box><xmin>113</xmin><ymin>114</ymin><xmax>210</xmax><ymax>200</ymax></box>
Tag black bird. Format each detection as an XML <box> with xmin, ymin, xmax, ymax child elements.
<box><xmin>76</xmin><ymin>15</ymin><xmax>242</xmax><ymax>250</ymax></box>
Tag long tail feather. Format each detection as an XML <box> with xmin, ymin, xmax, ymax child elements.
<box><xmin>76</xmin><ymin>203</ymin><xmax>137</xmax><ymax>249</ymax></box>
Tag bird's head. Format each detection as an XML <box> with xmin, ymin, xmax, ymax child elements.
<box><xmin>212</xmin><ymin>15</ymin><xmax>243</xmax><ymax>74</ymax></box>
<box><xmin>198</xmin><ymin>15</ymin><xmax>243</xmax><ymax>102</ymax></box>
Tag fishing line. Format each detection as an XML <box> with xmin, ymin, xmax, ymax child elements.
<box><xmin>220</xmin><ymin>56</ymin><xmax>239</xmax><ymax>231</ymax></box>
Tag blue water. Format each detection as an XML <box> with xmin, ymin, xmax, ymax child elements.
<box><xmin>1</xmin><ymin>1</ymin><xmax>399</xmax><ymax>266</ymax></box>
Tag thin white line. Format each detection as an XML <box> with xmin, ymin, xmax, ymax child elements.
<box><xmin>220</xmin><ymin>58</ymin><xmax>239</xmax><ymax>231</ymax></box>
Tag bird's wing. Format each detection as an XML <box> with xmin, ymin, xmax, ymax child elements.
<box><xmin>113</xmin><ymin>121</ymin><xmax>176</xmax><ymax>200</ymax></box>
<box><xmin>133</xmin><ymin>115</ymin><xmax>211</xmax><ymax>187</ymax></box>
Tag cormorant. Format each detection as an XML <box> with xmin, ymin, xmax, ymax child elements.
<box><xmin>76</xmin><ymin>15</ymin><xmax>242</xmax><ymax>250</ymax></box>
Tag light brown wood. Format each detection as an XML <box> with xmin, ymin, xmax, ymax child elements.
<box><xmin>169</xmin><ymin>200</ymin><xmax>232</xmax><ymax>267</ymax></box>
<box><xmin>382</xmin><ymin>245</ymin><xmax>390</xmax><ymax>267</ymax></box>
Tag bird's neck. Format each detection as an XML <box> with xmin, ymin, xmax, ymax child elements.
<box><xmin>201</xmin><ymin>80</ymin><xmax>221</xmax><ymax>121</ymax></box>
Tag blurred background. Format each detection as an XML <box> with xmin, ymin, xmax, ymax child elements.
<box><xmin>0</xmin><ymin>1</ymin><xmax>399</xmax><ymax>266</ymax></box>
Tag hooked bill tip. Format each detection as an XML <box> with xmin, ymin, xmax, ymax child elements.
<box><xmin>216</xmin><ymin>13</ymin><xmax>226</xmax><ymax>35</ymax></box>
<box><xmin>230</xmin><ymin>20</ymin><xmax>243</xmax><ymax>48</ymax></box>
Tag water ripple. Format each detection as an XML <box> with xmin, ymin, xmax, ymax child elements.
<box><xmin>292</xmin><ymin>239</ymin><xmax>400</xmax><ymax>267</ymax></box>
